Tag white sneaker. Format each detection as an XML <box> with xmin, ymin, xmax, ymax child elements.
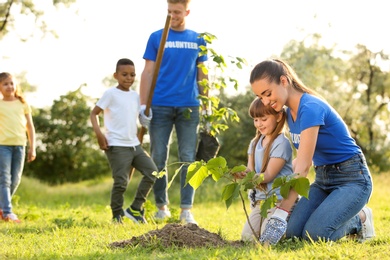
<box><xmin>180</xmin><ymin>210</ymin><xmax>197</xmax><ymax>225</ymax></box>
<box><xmin>359</xmin><ymin>207</ymin><xmax>375</xmax><ymax>242</ymax></box>
<box><xmin>155</xmin><ymin>209</ymin><xmax>171</xmax><ymax>220</ymax></box>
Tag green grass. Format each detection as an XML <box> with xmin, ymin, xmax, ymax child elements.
<box><xmin>1</xmin><ymin>171</ymin><xmax>389</xmax><ymax>259</ymax></box>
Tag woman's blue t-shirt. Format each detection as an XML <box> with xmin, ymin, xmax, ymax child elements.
<box><xmin>287</xmin><ymin>93</ymin><xmax>361</xmax><ymax>166</ymax></box>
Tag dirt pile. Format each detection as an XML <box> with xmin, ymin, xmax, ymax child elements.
<box><xmin>110</xmin><ymin>223</ymin><xmax>244</xmax><ymax>248</ymax></box>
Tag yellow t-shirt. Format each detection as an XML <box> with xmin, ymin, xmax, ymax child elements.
<box><xmin>0</xmin><ymin>99</ymin><xmax>31</xmax><ymax>146</ymax></box>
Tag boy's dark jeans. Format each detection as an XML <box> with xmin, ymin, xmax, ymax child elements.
<box><xmin>105</xmin><ymin>145</ymin><xmax>157</xmax><ymax>217</ymax></box>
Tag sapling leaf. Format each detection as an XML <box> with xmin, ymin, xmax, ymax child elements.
<box><xmin>222</xmin><ymin>183</ymin><xmax>240</xmax><ymax>209</ymax></box>
<box><xmin>206</xmin><ymin>157</ymin><xmax>227</xmax><ymax>169</ymax></box>
<box><xmin>272</xmin><ymin>176</ymin><xmax>285</xmax><ymax>189</ymax></box>
<box><xmin>188</xmin><ymin>165</ymin><xmax>209</xmax><ymax>190</ymax></box>
<box><xmin>290</xmin><ymin>178</ymin><xmax>310</xmax><ymax>199</ymax></box>
<box><xmin>261</xmin><ymin>194</ymin><xmax>277</xmax><ymax>218</ymax></box>
<box><xmin>152</xmin><ymin>170</ymin><xmax>166</xmax><ymax>179</ymax></box>
<box><xmin>231</xmin><ymin>165</ymin><xmax>247</xmax><ymax>173</ymax></box>
<box><xmin>222</xmin><ymin>183</ymin><xmax>238</xmax><ymax>201</ymax></box>
<box><xmin>280</xmin><ymin>182</ymin><xmax>291</xmax><ymax>199</ymax></box>
<box><xmin>207</xmin><ymin>157</ymin><xmax>227</xmax><ymax>181</ymax></box>
<box><xmin>186</xmin><ymin>161</ymin><xmax>203</xmax><ymax>182</ymax></box>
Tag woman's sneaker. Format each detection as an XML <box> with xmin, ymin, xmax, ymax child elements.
<box><xmin>4</xmin><ymin>213</ymin><xmax>21</xmax><ymax>224</ymax></box>
<box><xmin>358</xmin><ymin>207</ymin><xmax>375</xmax><ymax>242</ymax></box>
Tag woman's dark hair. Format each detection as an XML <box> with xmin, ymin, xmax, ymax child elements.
<box><xmin>250</xmin><ymin>59</ymin><xmax>319</xmax><ymax>96</ymax></box>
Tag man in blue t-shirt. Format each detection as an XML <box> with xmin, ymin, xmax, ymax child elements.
<box><xmin>139</xmin><ymin>0</ymin><xmax>208</xmax><ymax>225</ymax></box>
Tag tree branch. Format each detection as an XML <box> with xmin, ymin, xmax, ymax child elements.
<box><xmin>0</xmin><ymin>0</ymin><xmax>14</xmax><ymax>33</ymax></box>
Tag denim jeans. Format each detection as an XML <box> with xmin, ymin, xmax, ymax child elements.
<box><xmin>150</xmin><ymin>106</ymin><xmax>199</xmax><ymax>209</ymax></box>
<box><xmin>0</xmin><ymin>145</ymin><xmax>25</xmax><ymax>215</ymax></box>
<box><xmin>105</xmin><ymin>145</ymin><xmax>157</xmax><ymax>217</ymax></box>
<box><xmin>286</xmin><ymin>153</ymin><xmax>372</xmax><ymax>241</ymax></box>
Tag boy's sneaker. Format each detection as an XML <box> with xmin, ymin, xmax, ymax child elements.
<box><xmin>124</xmin><ymin>207</ymin><xmax>147</xmax><ymax>224</ymax></box>
<box><xmin>180</xmin><ymin>210</ymin><xmax>197</xmax><ymax>225</ymax></box>
<box><xmin>155</xmin><ymin>209</ymin><xmax>171</xmax><ymax>220</ymax></box>
<box><xmin>4</xmin><ymin>213</ymin><xmax>21</xmax><ymax>224</ymax></box>
<box><xmin>358</xmin><ymin>207</ymin><xmax>375</xmax><ymax>242</ymax></box>
<box><xmin>112</xmin><ymin>214</ymin><xmax>123</xmax><ymax>224</ymax></box>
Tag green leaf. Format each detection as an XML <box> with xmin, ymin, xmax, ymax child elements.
<box><xmin>280</xmin><ymin>182</ymin><xmax>291</xmax><ymax>199</ymax></box>
<box><xmin>187</xmin><ymin>165</ymin><xmax>209</xmax><ymax>190</ymax></box>
<box><xmin>260</xmin><ymin>195</ymin><xmax>277</xmax><ymax>218</ymax></box>
<box><xmin>206</xmin><ymin>157</ymin><xmax>227</xmax><ymax>181</ymax></box>
<box><xmin>206</xmin><ymin>157</ymin><xmax>227</xmax><ymax>169</ymax></box>
<box><xmin>153</xmin><ymin>170</ymin><xmax>166</xmax><ymax>179</ymax></box>
<box><xmin>272</xmin><ymin>176</ymin><xmax>285</xmax><ymax>189</ymax></box>
<box><xmin>186</xmin><ymin>161</ymin><xmax>203</xmax><ymax>181</ymax></box>
<box><xmin>231</xmin><ymin>165</ymin><xmax>247</xmax><ymax>173</ymax></box>
<box><xmin>222</xmin><ymin>183</ymin><xmax>240</xmax><ymax>209</ymax></box>
<box><xmin>221</xmin><ymin>183</ymin><xmax>237</xmax><ymax>201</ymax></box>
<box><xmin>290</xmin><ymin>178</ymin><xmax>310</xmax><ymax>199</ymax></box>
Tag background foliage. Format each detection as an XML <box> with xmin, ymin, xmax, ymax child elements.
<box><xmin>23</xmin><ymin>86</ymin><xmax>109</xmax><ymax>184</ymax></box>
<box><xmin>1</xmin><ymin>2</ymin><xmax>389</xmax><ymax>184</ymax></box>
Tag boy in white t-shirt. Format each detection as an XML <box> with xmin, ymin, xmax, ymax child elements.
<box><xmin>90</xmin><ymin>58</ymin><xmax>157</xmax><ymax>224</ymax></box>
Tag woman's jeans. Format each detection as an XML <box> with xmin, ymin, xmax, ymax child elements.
<box><xmin>286</xmin><ymin>153</ymin><xmax>373</xmax><ymax>241</ymax></box>
<box><xmin>150</xmin><ymin>106</ymin><xmax>199</xmax><ymax>209</ymax></box>
<box><xmin>0</xmin><ymin>145</ymin><xmax>25</xmax><ymax>215</ymax></box>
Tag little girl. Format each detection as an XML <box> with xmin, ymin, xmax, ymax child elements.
<box><xmin>239</xmin><ymin>97</ymin><xmax>293</xmax><ymax>242</ymax></box>
<box><xmin>0</xmin><ymin>72</ymin><xmax>36</xmax><ymax>223</ymax></box>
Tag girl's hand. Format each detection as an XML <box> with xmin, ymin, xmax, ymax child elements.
<box><xmin>27</xmin><ymin>148</ymin><xmax>36</xmax><ymax>162</ymax></box>
<box><xmin>234</xmin><ymin>171</ymin><xmax>246</xmax><ymax>179</ymax></box>
<box><xmin>234</xmin><ymin>168</ymin><xmax>250</xmax><ymax>179</ymax></box>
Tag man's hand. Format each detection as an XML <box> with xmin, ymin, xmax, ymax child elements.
<box><xmin>139</xmin><ymin>104</ymin><xmax>152</xmax><ymax>129</ymax></box>
<box><xmin>259</xmin><ymin>208</ymin><xmax>289</xmax><ymax>245</ymax></box>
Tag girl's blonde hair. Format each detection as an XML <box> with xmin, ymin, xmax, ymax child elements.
<box><xmin>0</xmin><ymin>72</ymin><xmax>26</xmax><ymax>103</ymax></box>
<box><xmin>248</xmin><ymin>97</ymin><xmax>286</xmax><ymax>190</ymax></box>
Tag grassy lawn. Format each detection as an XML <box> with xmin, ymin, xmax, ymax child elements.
<box><xmin>1</xmin><ymin>171</ymin><xmax>389</xmax><ymax>259</ymax></box>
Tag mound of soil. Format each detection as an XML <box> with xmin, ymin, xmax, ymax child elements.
<box><xmin>110</xmin><ymin>223</ymin><xmax>244</xmax><ymax>248</ymax></box>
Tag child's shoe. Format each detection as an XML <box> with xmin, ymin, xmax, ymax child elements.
<box><xmin>124</xmin><ymin>207</ymin><xmax>147</xmax><ymax>224</ymax></box>
<box><xmin>112</xmin><ymin>214</ymin><xmax>123</xmax><ymax>224</ymax></box>
<box><xmin>4</xmin><ymin>213</ymin><xmax>21</xmax><ymax>224</ymax></box>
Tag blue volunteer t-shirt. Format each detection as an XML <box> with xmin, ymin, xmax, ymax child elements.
<box><xmin>287</xmin><ymin>93</ymin><xmax>361</xmax><ymax>166</ymax></box>
<box><xmin>143</xmin><ymin>28</ymin><xmax>207</xmax><ymax>107</ymax></box>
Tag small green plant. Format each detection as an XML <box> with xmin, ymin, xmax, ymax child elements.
<box><xmin>185</xmin><ymin>156</ymin><xmax>310</xmax><ymax>240</ymax></box>
<box><xmin>197</xmin><ymin>32</ymin><xmax>245</xmax><ymax>137</ymax></box>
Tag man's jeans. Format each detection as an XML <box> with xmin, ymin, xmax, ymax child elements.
<box><xmin>286</xmin><ymin>153</ymin><xmax>373</xmax><ymax>241</ymax></box>
<box><xmin>0</xmin><ymin>145</ymin><xmax>25</xmax><ymax>215</ymax></box>
<box><xmin>150</xmin><ymin>106</ymin><xmax>199</xmax><ymax>209</ymax></box>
